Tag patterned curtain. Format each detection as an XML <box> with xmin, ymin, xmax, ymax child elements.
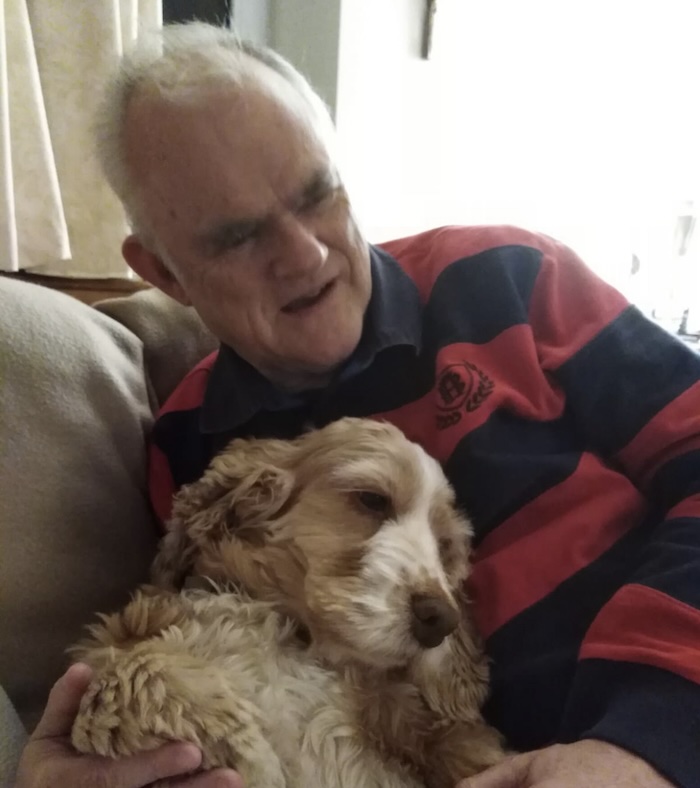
<box><xmin>0</xmin><ymin>0</ymin><xmax>161</xmax><ymax>277</ymax></box>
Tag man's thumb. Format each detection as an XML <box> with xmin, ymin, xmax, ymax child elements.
<box><xmin>31</xmin><ymin>663</ymin><xmax>93</xmax><ymax>740</ymax></box>
<box><xmin>456</xmin><ymin>753</ymin><xmax>529</xmax><ymax>788</ymax></box>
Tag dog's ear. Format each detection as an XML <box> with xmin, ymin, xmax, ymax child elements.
<box><xmin>186</xmin><ymin>437</ymin><xmax>298</xmax><ymax>541</ymax></box>
<box><xmin>410</xmin><ymin>589</ymin><xmax>491</xmax><ymax>723</ymax></box>
<box><xmin>150</xmin><ymin>516</ymin><xmax>198</xmax><ymax>590</ymax></box>
<box><xmin>151</xmin><ymin>437</ymin><xmax>299</xmax><ymax>588</ymax></box>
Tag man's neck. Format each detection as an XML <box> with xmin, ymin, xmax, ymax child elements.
<box><xmin>259</xmin><ymin>364</ymin><xmax>335</xmax><ymax>393</ymax></box>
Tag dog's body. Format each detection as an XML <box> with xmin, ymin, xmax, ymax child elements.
<box><xmin>71</xmin><ymin>418</ymin><xmax>506</xmax><ymax>787</ymax></box>
<box><xmin>72</xmin><ymin>590</ymin><xmax>420</xmax><ymax>787</ymax></box>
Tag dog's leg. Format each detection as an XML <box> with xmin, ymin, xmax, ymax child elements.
<box><xmin>72</xmin><ymin>649</ymin><xmax>288</xmax><ymax>788</ymax></box>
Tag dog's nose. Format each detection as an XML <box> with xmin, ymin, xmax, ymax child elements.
<box><xmin>410</xmin><ymin>593</ymin><xmax>459</xmax><ymax>648</ymax></box>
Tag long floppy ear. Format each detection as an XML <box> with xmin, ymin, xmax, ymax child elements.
<box><xmin>410</xmin><ymin>588</ymin><xmax>491</xmax><ymax>724</ymax></box>
<box><xmin>150</xmin><ymin>517</ymin><xmax>198</xmax><ymax>590</ymax></box>
<box><xmin>150</xmin><ymin>436</ymin><xmax>299</xmax><ymax>589</ymax></box>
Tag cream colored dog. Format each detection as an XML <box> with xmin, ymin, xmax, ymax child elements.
<box><xmin>71</xmin><ymin>418</ymin><xmax>505</xmax><ymax>787</ymax></box>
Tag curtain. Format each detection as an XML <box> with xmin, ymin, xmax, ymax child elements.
<box><xmin>0</xmin><ymin>0</ymin><xmax>161</xmax><ymax>278</ymax></box>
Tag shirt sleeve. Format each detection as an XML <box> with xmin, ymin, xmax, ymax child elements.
<box><xmin>530</xmin><ymin>236</ymin><xmax>700</xmax><ymax>787</ymax></box>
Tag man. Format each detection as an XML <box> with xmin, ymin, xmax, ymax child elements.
<box><xmin>16</xmin><ymin>22</ymin><xmax>697</xmax><ymax>788</ymax></box>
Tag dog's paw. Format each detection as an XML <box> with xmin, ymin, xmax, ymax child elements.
<box><xmin>72</xmin><ymin>654</ymin><xmax>289</xmax><ymax>787</ymax></box>
<box><xmin>71</xmin><ymin>662</ymin><xmax>176</xmax><ymax>758</ymax></box>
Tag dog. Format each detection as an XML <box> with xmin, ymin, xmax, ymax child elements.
<box><xmin>70</xmin><ymin>417</ymin><xmax>506</xmax><ymax>787</ymax></box>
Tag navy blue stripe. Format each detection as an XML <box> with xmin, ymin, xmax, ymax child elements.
<box><xmin>154</xmin><ymin>346</ymin><xmax>430</xmax><ymax>489</ymax></box>
<box><xmin>423</xmin><ymin>244</ymin><xmax>542</xmax><ymax>349</ymax></box>
<box><xmin>560</xmin><ymin>660</ymin><xmax>700</xmax><ymax>788</ymax></box>
<box><xmin>555</xmin><ymin>306</ymin><xmax>700</xmax><ymax>456</ymax></box>
<box><xmin>152</xmin><ymin>408</ymin><xmax>220</xmax><ymax>489</ymax></box>
<box><xmin>628</xmin><ymin>516</ymin><xmax>700</xmax><ymax>609</ymax></box>
<box><xmin>482</xmin><ymin>513</ymin><xmax>657</xmax><ymax>749</ymax></box>
<box><xmin>444</xmin><ymin>408</ymin><xmax>584</xmax><ymax>539</ymax></box>
<box><xmin>648</xmin><ymin>449</ymin><xmax>700</xmax><ymax>512</ymax></box>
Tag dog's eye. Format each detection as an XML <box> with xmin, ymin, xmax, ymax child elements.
<box><xmin>355</xmin><ymin>491</ymin><xmax>392</xmax><ymax>515</ymax></box>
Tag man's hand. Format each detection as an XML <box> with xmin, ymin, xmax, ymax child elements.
<box><xmin>456</xmin><ymin>739</ymin><xmax>674</xmax><ymax>788</ymax></box>
<box><xmin>15</xmin><ymin>663</ymin><xmax>244</xmax><ymax>788</ymax></box>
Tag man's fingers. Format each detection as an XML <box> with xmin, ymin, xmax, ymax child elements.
<box><xmin>170</xmin><ymin>767</ymin><xmax>244</xmax><ymax>788</ymax></box>
<box><xmin>31</xmin><ymin>663</ymin><xmax>94</xmax><ymax>740</ymax></box>
<box><xmin>106</xmin><ymin>742</ymin><xmax>203</xmax><ymax>786</ymax></box>
<box><xmin>457</xmin><ymin>753</ymin><xmax>531</xmax><ymax>788</ymax></box>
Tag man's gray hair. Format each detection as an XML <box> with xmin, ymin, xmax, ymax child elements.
<box><xmin>95</xmin><ymin>22</ymin><xmax>336</xmax><ymax>244</ymax></box>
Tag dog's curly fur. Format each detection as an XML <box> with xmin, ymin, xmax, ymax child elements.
<box><xmin>70</xmin><ymin>418</ymin><xmax>506</xmax><ymax>787</ymax></box>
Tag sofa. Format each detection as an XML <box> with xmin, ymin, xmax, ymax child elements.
<box><xmin>0</xmin><ymin>276</ymin><xmax>218</xmax><ymax>783</ymax></box>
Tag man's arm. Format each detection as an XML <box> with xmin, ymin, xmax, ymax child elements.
<box><xmin>521</xmin><ymin>236</ymin><xmax>700</xmax><ymax>786</ymax></box>
<box><xmin>457</xmin><ymin>740</ymin><xmax>673</xmax><ymax>788</ymax></box>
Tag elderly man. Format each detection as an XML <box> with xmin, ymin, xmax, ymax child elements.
<box><xmin>16</xmin><ymin>22</ymin><xmax>698</xmax><ymax>788</ymax></box>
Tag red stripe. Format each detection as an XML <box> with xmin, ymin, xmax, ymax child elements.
<box><xmin>372</xmin><ymin>393</ymin><xmax>435</xmax><ymax>454</ymax></box>
<box><xmin>380</xmin><ymin>225</ymin><xmax>578</xmax><ymax>302</ymax></box>
<box><xmin>148</xmin><ymin>443</ymin><xmax>176</xmax><ymax>527</ymax></box>
<box><xmin>581</xmin><ymin>583</ymin><xmax>700</xmax><ymax>686</ymax></box>
<box><xmin>468</xmin><ymin>453</ymin><xmax>646</xmax><ymax>639</ymax></box>
<box><xmin>616</xmin><ymin>381</ymin><xmax>700</xmax><ymax>486</ymax></box>
<box><xmin>374</xmin><ymin>331</ymin><xmax>565</xmax><ymax>464</ymax></box>
<box><xmin>528</xmin><ymin>244</ymin><xmax>628</xmax><ymax>371</ymax></box>
<box><xmin>158</xmin><ymin>351</ymin><xmax>218</xmax><ymax>415</ymax></box>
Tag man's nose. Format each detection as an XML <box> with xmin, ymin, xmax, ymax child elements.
<box><xmin>410</xmin><ymin>593</ymin><xmax>459</xmax><ymax>648</ymax></box>
<box><xmin>271</xmin><ymin>213</ymin><xmax>328</xmax><ymax>279</ymax></box>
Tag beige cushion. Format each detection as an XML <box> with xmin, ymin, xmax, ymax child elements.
<box><xmin>0</xmin><ymin>683</ymin><xmax>26</xmax><ymax>784</ymax></box>
<box><xmin>0</xmin><ymin>277</ymin><xmax>160</xmax><ymax>731</ymax></box>
<box><xmin>95</xmin><ymin>288</ymin><xmax>217</xmax><ymax>408</ymax></box>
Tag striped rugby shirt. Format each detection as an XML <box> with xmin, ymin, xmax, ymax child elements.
<box><xmin>150</xmin><ymin>225</ymin><xmax>700</xmax><ymax>786</ymax></box>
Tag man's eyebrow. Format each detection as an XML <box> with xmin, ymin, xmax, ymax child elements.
<box><xmin>193</xmin><ymin>169</ymin><xmax>339</xmax><ymax>256</ymax></box>
<box><xmin>297</xmin><ymin>168</ymin><xmax>339</xmax><ymax>206</ymax></box>
<box><xmin>194</xmin><ymin>217</ymin><xmax>263</xmax><ymax>256</ymax></box>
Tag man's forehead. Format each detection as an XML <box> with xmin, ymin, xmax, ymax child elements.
<box><xmin>125</xmin><ymin>80</ymin><xmax>332</xmax><ymax>222</ymax></box>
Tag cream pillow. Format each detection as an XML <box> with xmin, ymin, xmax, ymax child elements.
<box><xmin>0</xmin><ymin>277</ymin><xmax>160</xmax><ymax>731</ymax></box>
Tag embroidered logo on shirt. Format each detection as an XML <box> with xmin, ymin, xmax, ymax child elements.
<box><xmin>436</xmin><ymin>362</ymin><xmax>494</xmax><ymax>430</ymax></box>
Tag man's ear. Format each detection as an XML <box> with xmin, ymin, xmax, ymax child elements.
<box><xmin>122</xmin><ymin>234</ymin><xmax>192</xmax><ymax>306</ymax></box>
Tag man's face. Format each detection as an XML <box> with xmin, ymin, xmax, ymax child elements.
<box><xmin>123</xmin><ymin>75</ymin><xmax>371</xmax><ymax>386</ymax></box>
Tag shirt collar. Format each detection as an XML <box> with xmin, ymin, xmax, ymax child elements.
<box><xmin>200</xmin><ymin>244</ymin><xmax>423</xmax><ymax>434</ymax></box>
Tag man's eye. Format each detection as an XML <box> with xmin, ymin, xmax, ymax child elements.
<box><xmin>218</xmin><ymin>230</ymin><xmax>254</xmax><ymax>252</ymax></box>
<box><xmin>205</xmin><ymin>224</ymin><xmax>260</xmax><ymax>258</ymax></box>
<box><xmin>355</xmin><ymin>491</ymin><xmax>393</xmax><ymax>516</ymax></box>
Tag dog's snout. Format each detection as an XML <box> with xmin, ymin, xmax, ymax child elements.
<box><xmin>410</xmin><ymin>593</ymin><xmax>458</xmax><ymax>648</ymax></box>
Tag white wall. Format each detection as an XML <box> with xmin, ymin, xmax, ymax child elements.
<box><xmin>261</xmin><ymin>0</ymin><xmax>437</xmax><ymax>243</ymax></box>
<box><xmin>334</xmin><ymin>0</ymin><xmax>439</xmax><ymax>243</ymax></box>
<box><xmin>260</xmin><ymin>0</ymin><xmax>700</xmax><ymax>303</ymax></box>
<box><xmin>268</xmin><ymin>0</ymin><xmax>342</xmax><ymax>119</ymax></box>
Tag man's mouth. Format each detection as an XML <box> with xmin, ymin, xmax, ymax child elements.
<box><xmin>282</xmin><ymin>281</ymin><xmax>335</xmax><ymax>314</ymax></box>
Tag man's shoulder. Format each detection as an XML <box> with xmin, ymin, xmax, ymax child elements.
<box><xmin>158</xmin><ymin>349</ymin><xmax>219</xmax><ymax>418</ymax></box>
<box><xmin>378</xmin><ymin>224</ymin><xmax>550</xmax><ymax>260</ymax></box>
<box><xmin>376</xmin><ymin>224</ymin><xmax>553</xmax><ymax>298</ymax></box>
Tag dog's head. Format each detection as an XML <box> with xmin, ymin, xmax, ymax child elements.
<box><xmin>152</xmin><ymin>417</ymin><xmax>473</xmax><ymax>668</ymax></box>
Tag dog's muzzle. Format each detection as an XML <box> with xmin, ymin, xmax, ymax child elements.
<box><xmin>409</xmin><ymin>594</ymin><xmax>459</xmax><ymax>648</ymax></box>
